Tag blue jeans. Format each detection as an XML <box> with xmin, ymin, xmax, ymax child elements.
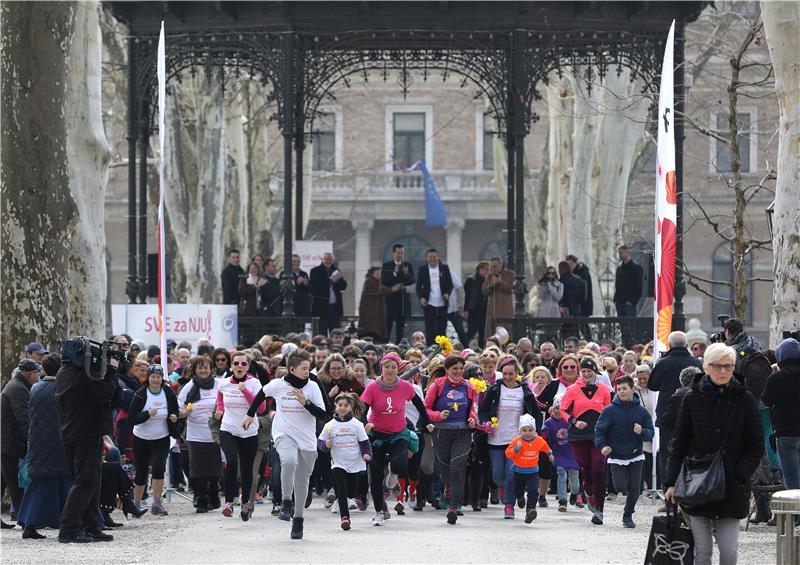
<box><xmin>777</xmin><ymin>437</ymin><xmax>800</xmax><ymax>525</ymax></box>
<box><xmin>488</xmin><ymin>448</ymin><xmax>514</xmax><ymax>505</ymax></box>
<box><xmin>556</xmin><ymin>466</ymin><xmax>579</xmax><ymax>502</ymax></box>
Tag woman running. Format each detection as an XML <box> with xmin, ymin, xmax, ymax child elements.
<box><xmin>424</xmin><ymin>355</ymin><xmax>478</xmax><ymax>524</ymax></box>
<box><xmin>244</xmin><ymin>348</ymin><xmax>327</xmax><ymax>540</ymax></box>
<box><xmin>216</xmin><ymin>351</ymin><xmax>265</xmax><ymax>521</ymax></box>
<box><xmin>560</xmin><ymin>356</ymin><xmax>612</xmax><ymax>524</ymax></box>
<box><xmin>177</xmin><ymin>355</ymin><xmax>222</xmax><ymax>513</ymax></box>
<box><xmin>360</xmin><ymin>352</ymin><xmax>433</xmax><ymax>526</ymax></box>
<box><xmin>129</xmin><ymin>365</ymin><xmax>180</xmax><ymax>516</ymax></box>
<box><xmin>479</xmin><ymin>356</ymin><xmax>542</xmax><ymax>519</ymax></box>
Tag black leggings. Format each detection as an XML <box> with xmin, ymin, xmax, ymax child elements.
<box><xmin>219</xmin><ymin>431</ymin><xmax>258</xmax><ymax>505</ymax></box>
<box><xmin>332</xmin><ymin>468</ymin><xmax>367</xmax><ymax>518</ymax></box>
<box><xmin>432</xmin><ymin>427</ymin><xmax>472</xmax><ymax>509</ymax></box>
<box><xmin>369</xmin><ymin>437</ymin><xmax>410</xmax><ymax>513</ymax></box>
<box><xmin>132</xmin><ymin>435</ymin><xmax>170</xmax><ymax>485</ymax></box>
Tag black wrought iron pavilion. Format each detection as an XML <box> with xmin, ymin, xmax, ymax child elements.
<box><xmin>108</xmin><ymin>1</ymin><xmax>706</xmax><ymax>333</ymax></box>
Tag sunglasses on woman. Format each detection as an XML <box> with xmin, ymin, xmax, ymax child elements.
<box><xmin>232</xmin><ymin>361</ymin><xmax>249</xmax><ymax>367</ymax></box>
<box><xmin>562</xmin><ymin>365</ymin><xmax>577</xmax><ymax>370</ymax></box>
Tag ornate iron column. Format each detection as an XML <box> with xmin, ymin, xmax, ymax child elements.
<box><xmin>294</xmin><ymin>43</ymin><xmax>306</xmax><ymax>242</ymax></box>
<box><xmin>512</xmin><ymin>29</ymin><xmax>529</xmax><ymax>319</ymax></box>
<box><xmin>672</xmin><ymin>20</ymin><xmax>686</xmax><ymax>331</ymax></box>
<box><xmin>126</xmin><ymin>37</ymin><xmax>139</xmax><ymax>304</ymax></box>
<box><xmin>137</xmin><ymin>99</ymin><xmax>150</xmax><ymax>304</ymax></box>
<box><xmin>280</xmin><ymin>33</ymin><xmax>296</xmax><ymax>317</ymax></box>
<box><xmin>505</xmin><ymin>55</ymin><xmax>516</xmax><ymax>272</ymax></box>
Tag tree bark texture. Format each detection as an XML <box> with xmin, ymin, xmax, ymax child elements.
<box><xmin>762</xmin><ymin>1</ymin><xmax>800</xmax><ymax>346</ymax></box>
<box><xmin>1</xmin><ymin>1</ymin><xmax>110</xmax><ymax>379</ymax></box>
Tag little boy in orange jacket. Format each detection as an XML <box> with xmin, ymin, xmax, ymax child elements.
<box><xmin>505</xmin><ymin>413</ymin><xmax>553</xmax><ymax>524</ymax></box>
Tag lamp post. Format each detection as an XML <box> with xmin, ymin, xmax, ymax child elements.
<box><xmin>600</xmin><ymin>264</ymin><xmax>615</xmax><ymax>317</ymax></box>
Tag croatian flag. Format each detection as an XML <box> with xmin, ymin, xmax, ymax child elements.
<box><xmin>157</xmin><ymin>22</ymin><xmax>168</xmax><ymax>374</ymax></box>
<box><xmin>653</xmin><ymin>21</ymin><xmax>677</xmax><ymax>360</ymax></box>
<box><xmin>409</xmin><ymin>160</ymin><xmax>447</xmax><ymax>227</ymax></box>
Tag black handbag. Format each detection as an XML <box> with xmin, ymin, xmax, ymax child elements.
<box><xmin>672</xmin><ymin>401</ymin><xmax>735</xmax><ymax>508</ymax></box>
<box><xmin>644</xmin><ymin>503</ymin><xmax>694</xmax><ymax>565</ymax></box>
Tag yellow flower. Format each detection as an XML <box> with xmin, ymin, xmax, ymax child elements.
<box><xmin>491</xmin><ymin>416</ymin><xmax>499</xmax><ymax>428</ymax></box>
<box><xmin>186</xmin><ymin>403</ymin><xmax>193</xmax><ymax>410</ymax></box>
<box><xmin>435</xmin><ymin>335</ymin><xmax>453</xmax><ymax>354</ymax></box>
<box><xmin>453</xmin><ymin>403</ymin><xmax>459</xmax><ymax>412</ymax></box>
<box><xmin>469</xmin><ymin>378</ymin><xmax>487</xmax><ymax>393</ymax></box>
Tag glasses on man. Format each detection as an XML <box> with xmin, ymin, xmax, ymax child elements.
<box><xmin>708</xmin><ymin>363</ymin><xmax>734</xmax><ymax>371</ymax></box>
<box><xmin>232</xmin><ymin>361</ymin><xmax>249</xmax><ymax>367</ymax></box>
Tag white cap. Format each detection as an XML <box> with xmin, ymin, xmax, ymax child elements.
<box><xmin>281</xmin><ymin>343</ymin><xmax>298</xmax><ymax>357</ymax></box>
<box><xmin>519</xmin><ymin>413</ymin><xmax>537</xmax><ymax>431</ymax></box>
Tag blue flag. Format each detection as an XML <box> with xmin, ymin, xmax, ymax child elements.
<box><xmin>416</xmin><ymin>160</ymin><xmax>447</xmax><ymax>227</ymax></box>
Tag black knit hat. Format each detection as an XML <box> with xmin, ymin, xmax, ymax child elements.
<box><xmin>579</xmin><ymin>357</ymin><xmax>598</xmax><ymax>374</ymax></box>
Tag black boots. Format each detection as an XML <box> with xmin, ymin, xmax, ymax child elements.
<box><xmin>278</xmin><ymin>499</ymin><xmax>293</xmax><ymax>521</ymax></box>
<box><xmin>195</xmin><ymin>496</ymin><xmax>209</xmax><ymax>513</ymax></box>
<box><xmin>102</xmin><ymin>511</ymin><xmax>124</xmax><ymax>527</ymax></box>
<box><xmin>122</xmin><ymin>495</ymin><xmax>146</xmax><ymax>519</ymax></box>
<box><xmin>291</xmin><ymin>517</ymin><xmax>304</xmax><ymax>539</ymax></box>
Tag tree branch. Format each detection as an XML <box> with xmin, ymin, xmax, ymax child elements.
<box><xmin>686</xmin><ymin>193</ymin><xmax>733</xmax><ymax>242</ymax></box>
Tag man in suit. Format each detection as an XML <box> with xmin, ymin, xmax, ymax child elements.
<box><xmin>261</xmin><ymin>258</ymin><xmax>282</xmax><ymax>316</ymax></box>
<box><xmin>220</xmin><ymin>249</ymin><xmax>244</xmax><ymax>304</ymax></box>
<box><xmin>309</xmin><ymin>252</ymin><xmax>348</xmax><ymax>335</ymax></box>
<box><xmin>381</xmin><ymin>243</ymin><xmax>416</xmax><ymax>343</ymax></box>
<box><xmin>566</xmin><ymin>254</ymin><xmax>593</xmax><ymax>317</ymax></box>
<box><xmin>415</xmin><ymin>248</ymin><xmax>453</xmax><ymax>345</ymax></box>
<box><xmin>289</xmin><ymin>254</ymin><xmax>311</xmax><ymax>317</ymax></box>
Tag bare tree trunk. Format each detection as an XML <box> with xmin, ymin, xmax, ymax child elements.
<box><xmin>1</xmin><ymin>1</ymin><xmax>109</xmax><ymax>378</ymax></box>
<box><xmin>762</xmin><ymin>1</ymin><xmax>800</xmax><ymax>346</ymax></box>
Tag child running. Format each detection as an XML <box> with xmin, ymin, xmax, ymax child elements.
<box><xmin>541</xmin><ymin>402</ymin><xmax>581</xmax><ymax>511</ymax></box>
<box><xmin>317</xmin><ymin>393</ymin><xmax>372</xmax><ymax>530</ymax></box>
<box><xmin>504</xmin><ymin>414</ymin><xmax>553</xmax><ymax>524</ymax></box>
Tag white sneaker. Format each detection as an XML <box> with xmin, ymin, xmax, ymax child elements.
<box><xmin>372</xmin><ymin>512</ymin><xmax>385</xmax><ymax>526</ymax></box>
<box><xmin>330</xmin><ymin>502</ymin><xmax>340</xmax><ymax>514</ymax></box>
<box><xmin>384</xmin><ymin>472</ymin><xmax>398</xmax><ymax>490</ymax></box>
<box><xmin>324</xmin><ymin>496</ymin><xmax>335</xmax><ymax>509</ymax></box>
<box><xmin>348</xmin><ymin>498</ymin><xmax>358</xmax><ymax>510</ymax></box>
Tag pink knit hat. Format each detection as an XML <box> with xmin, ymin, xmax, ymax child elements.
<box><xmin>460</xmin><ymin>348</ymin><xmax>476</xmax><ymax>358</ymax></box>
<box><xmin>380</xmin><ymin>352</ymin><xmax>402</xmax><ymax>366</ymax></box>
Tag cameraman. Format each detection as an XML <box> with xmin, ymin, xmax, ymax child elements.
<box><xmin>56</xmin><ymin>339</ymin><xmax>120</xmax><ymax>543</ymax></box>
<box><xmin>537</xmin><ymin>266</ymin><xmax>563</xmax><ymax>318</ymax></box>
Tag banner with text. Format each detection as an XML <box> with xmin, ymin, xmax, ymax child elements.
<box><xmin>293</xmin><ymin>240</ymin><xmax>333</xmax><ymax>273</ymax></box>
<box><xmin>112</xmin><ymin>304</ymin><xmax>238</xmax><ymax>349</ymax></box>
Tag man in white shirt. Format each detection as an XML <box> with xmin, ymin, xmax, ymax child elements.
<box><xmin>447</xmin><ymin>270</ymin><xmax>468</xmax><ymax>345</ymax></box>
<box><xmin>415</xmin><ymin>248</ymin><xmax>453</xmax><ymax>345</ymax></box>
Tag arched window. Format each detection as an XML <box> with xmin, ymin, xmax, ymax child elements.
<box><xmin>382</xmin><ymin>235</ymin><xmax>434</xmax><ymax>317</ymax></box>
<box><xmin>711</xmin><ymin>243</ymin><xmax>753</xmax><ymax>324</ymax></box>
<box><xmin>479</xmin><ymin>240</ymin><xmax>508</xmax><ymax>263</ymax></box>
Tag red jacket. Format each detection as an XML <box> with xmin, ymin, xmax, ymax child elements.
<box><xmin>560</xmin><ymin>379</ymin><xmax>611</xmax><ymax>442</ymax></box>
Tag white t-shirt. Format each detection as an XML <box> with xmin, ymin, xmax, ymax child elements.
<box><xmin>133</xmin><ymin>388</ymin><xmax>170</xmax><ymax>441</ymax></box>
<box><xmin>263</xmin><ymin>378</ymin><xmax>325</xmax><ymax>451</ymax></box>
<box><xmin>219</xmin><ymin>376</ymin><xmax>262</xmax><ymax>438</ymax></box>
<box><xmin>177</xmin><ymin>378</ymin><xmax>222</xmax><ymax>443</ymax></box>
<box><xmin>318</xmin><ymin>417</ymin><xmax>369</xmax><ymax>473</ymax></box>
<box><xmin>489</xmin><ymin>384</ymin><xmax>524</xmax><ymax>446</ymax></box>
<box><xmin>404</xmin><ymin>383</ymin><xmax>425</xmax><ymax>427</ymax></box>
<box><xmin>428</xmin><ymin>265</ymin><xmax>444</xmax><ymax>307</ymax></box>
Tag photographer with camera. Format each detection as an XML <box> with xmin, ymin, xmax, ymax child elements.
<box><xmin>536</xmin><ymin>266</ymin><xmax>563</xmax><ymax>318</ymax></box>
<box><xmin>55</xmin><ymin>337</ymin><xmax>120</xmax><ymax>543</ymax></box>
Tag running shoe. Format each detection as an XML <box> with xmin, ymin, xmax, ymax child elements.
<box><xmin>490</xmin><ymin>488</ymin><xmax>499</xmax><ymax>505</ymax></box>
<box><xmin>330</xmin><ymin>503</ymin><xmax>340</xmax><ymax>514</ymax></box>
<box><xmin>395</xmin><ymin>502</ymin><xmax>405</xmax><ymax>515</ymax></box>
<box><xmin>569</xmin><ymin>493</ymin><xmax>578</xmax><ymax>506</ymax></box>
<box><xmin>524</xmin><ymin>508</ymin><xmax>538</xmax><ymax>523</ymax></box>
<box><xmin>356</xmin><ymin>498</ymin><xmax>367</xmax><ymax>511</ymax></box>
<box><xmin>558</xmin><ymin>500</ymin><xmax>567</xmax><ymax>512</ymax></box>
<box><xmin>591</xmin><ymin>514</ymin><xmax>604</xmax><ymax>525</ymax></box>
<box><xmin>254</xmin><ymin>493</ymin><xmax>264</xmax><ymax>505</ymax></box>
<box><xmin>384</xmin><ymin>472</ymin><xmax>399</xmax><ymax>490</ymax></box>
<box><xmin>277</xmin><ymin>500</ymin><xmax>293</xmax><ymax>521</ymax></box>
<box><xmin>575</xmin><ymin>494</ymin><xmax>585</xmax><ymax>509</ymax></box>
<box><xmin>348</xmin><ymin>498</ymin><xmax>358</xmax><ymax>510</ymax></box>
<box><xmin>241</xmin><ymin>503</ymin><xmax>251</xmax><ymax>522</ymax></box>
<box><xmin>383</xmin><ymin>508</ymin><xmax>391</xmax><ymax>520</ymax></box>
<box><xmin>456</xmin><ymin>506</ymin><xmax>464</xmax><ymax>516</ymax></box>
<box><xmin>587</xmin><ymin>500</ymin><xmax>602</xmax><ymax>521</ymax></box>
<box><xmin>537</xmin><ymin>495</ymin><xmax>548</xmax><ymax>508</ymax></box>
<box><xmin>324</xmin><ymin>496</ymin><xmax>336</xmax><ymax>510</ymax></box>
<box><xmin>517</xmin><ymin>496</ymin><xmax>525</xmax><ymax>509</ymax></box>
<box><xmin>446</xmin><ymin>506</ymin><xmax>458</xmax><ymax>525</ymax></box>
<box><xmin>606</xmin><ymin>492</ymin><xmax>617</xmax><ymax>501</ymax></box>
<box><xmin>622</xmin><ymin>514</ymin><xmax>635</xmax><ymax>528</ymax></box>
<box><xmin>372</xmin><ymin>512</ymin><xmax>385</xmax><ymax>526</ymax></box>
<box><xmin>271</xmin><ymin>503</ymin><xmax>280</xmax><ymax>516</ymax></box>
<box><xmin>504</xmin><ymin>504</ymin><xmax>514</xmax><ymax>519</ymax></box>
<box><xmin>150</xmin><ymin>503</ymin><xmax>168</xmax><ymax>516</ymax></box>
<box><xmin>341</xmin><ymin>516</ymin><xmax>351</xmax><ymax>530</ymax></box>
<box><xmin>222</xmin><ymin>502</ymin><xmax>234</xmax><ymax>517</ymax></box>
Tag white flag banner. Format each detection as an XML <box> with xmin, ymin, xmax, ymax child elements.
<box><xmin>157</xmin><ymin>22</ymin><xmax>167</xmax><ymax>373</ymax></box>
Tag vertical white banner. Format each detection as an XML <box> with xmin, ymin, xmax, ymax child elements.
<box><xmin>157</xmin><ymin>22</ymin><xmax>168</xmax><ymax>373</ymax></box>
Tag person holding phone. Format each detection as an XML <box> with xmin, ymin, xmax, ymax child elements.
<box><xmin>309</xmin><ymin>252</ymin><xmax>348</xmax><ymax>335</ymax></box>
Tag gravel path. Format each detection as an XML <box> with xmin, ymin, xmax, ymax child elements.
<box><xmin>1</xmin><ymin>492</ymin><xmax>776</xmax><ymax>564</ymax></box>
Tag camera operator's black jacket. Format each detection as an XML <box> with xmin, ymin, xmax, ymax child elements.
<box><xmin>56</xmin><ymin>362</ymin><xmax>119</xmax><ymax>445</ymax></box>
<box><xmin>128</xmin><ymin>385</ymin><xmax>181</xmax><ymax>439</ymax></box>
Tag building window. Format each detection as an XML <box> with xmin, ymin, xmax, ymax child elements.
<box><xmin>311</xmin><ymin>112</ymin><xmax>336</xmax><ymax>171</ymax></box>
<box><xmin>711</xmin><ymin>243</ymin><xmax>753</xmax><ymax>324</ymax></box>
<box><xmin>714</xmin><ymin>112</ymin><xmax>752</xmax><ymax>173</ymax></box>
<box><xmin>392</xmin><ymin>113</ymin><xmax>426</xmax><ymax>170</ymax></box>
<box><xmin>382</xmin><ymin>235</ymin><xmax>433</xmax><ymax>316</ymax></box>
<box><xmin>482</xmin><ymin>113</ymin><xmax>495</xmax><ymax>171</ymax></box>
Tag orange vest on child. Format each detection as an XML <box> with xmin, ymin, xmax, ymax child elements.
<box><xmin>505</xmin><ymin>435</ymin><xmax>551</xmax><ymax>470</ymax></box>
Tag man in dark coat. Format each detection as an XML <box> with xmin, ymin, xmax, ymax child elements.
<box><xmin>558</xmin><ymin>261</ymin><xmax>584</xmax><ymax>317</ymax></box>
<box><xmin>613</xmin><ymin>245</ymin><xmax>643</xmax><ymax>316</ymax></box>
<box><xmin>566</xmin><ymin>254</ymin><xmax>593</xmax><ymax>317</ymax></box>
<box><xmin>309</xmin><ymin>252</ymin><xmax>348</xmax><ymax>335</ymax></box>
<box><xmin>381</xmin><ymin>243</ymin><xmax>415</xmax><ymax>343</ymax></box>
<box><xmin>56</xmin><ymin>343</ymin><xmax>119</xmax><ymax>543</ymax></box>
<box><xmin>415</xmin><ymin>248</ymin><xmax>453</xmax><ymax>346</ymax></box>
<box><xmin>261</xmin><ymin>258</ymin><xmax>283</xmax><ymax>316</ymax></box>
<box><xmin>1</xmin><ymin>359</ymin><xmax>38</xmax><ymax>521</ymax></box>
<box><xmin>463</xmin><ymin>261</ymin><xmax>488</xmax><ymax>347</ymax></box>
<box><xmin>220</xmin><ymin>249</ymin><xmax>244</xmax><ymax>305</ymax></box>
<box><xmin>289</xmin><ymin>254</ymin><xmax>311</xmax><ymax>317</ymax></box>
<box><xmin>647</xmin><ymin>331</ymin><xmax>703</xmax><ymax>480</ymax></box>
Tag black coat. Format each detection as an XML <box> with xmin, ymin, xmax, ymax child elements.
<box><xmin>128</xmin><ymin>385</ymin><xmax>181</xmax><ymax>439</ymax></box>
<box><xmin>221</xmin><ymin>264</ymin><xmax>245</xmax><ymax>305</ymax></box>
<box><xmin>463</xmin><ymin>273</ymin><xmax>488</xmax><ymax>316</ymax></box>
<box><xmin>559</xmin><ymin>273</ymin><xmax>584</xmax><ymax>317</ymax></box>
<box><xmin>260</xmin><ymin>275</ymin><xmax>282</xmax><ymax>316</ymax></box>
<box><xmin>478</xmin><ymin>381</ymin><xmax>543</xmax><ymax>432</ymax></box>
<box><xmin>664</xmin><ymin>375</ymin><xmax>763</xmax><ymax>519</ymax></box>
<box><xmin>26</xmin><ymin>379</ymin><xmax>70</xmax><ymax>478</ymax></box>
<box><xmin>309</xmin><ymin>263</ymin><xmax>348</xmax><ymax>317</ymax></box>
<box><xmin>658</xmin><ymin>384</ymin><xmax>690</xmax><ymax>433</ymax></box>
<box><xmin>415</xmin><ymin>263</ymin><xmax>454</xmax><ymax>304</ymax></box>
<box><xmin>762</xmin><ymin>359</ymin><xmax>800</xmax><ymax>437</ymax></box>
<box><xmin>648</xmin><ymin>347</ymin><xmax>703</xmax><ymax>424</ymax></box>
<box><xmin>573</xmin><ymin>262</ymin><xmax>594</xmax><ymax>316</ymax></box>
<box><xmin>56</xmin><ymin>362</ymin><xmax>119</xmax><ymax>445</ymax></box>
<box><xmin>381</xmin><ymin>260</ymin><xmax>416</xmax><ymax>317</ymax></box>
<box><xmin>290</xmin><ymin>269</ymin><xmax>311</xmax><ymax>316</ymax></box>
<box><xmin>613</xmin><ymin>260</ymin><xmax>643</xmax><ymax>304</ymax></box>
<box><xmin>1</xmin><ymin>372</ymin><xmax>32</xmax><ymax>458</ymax></box>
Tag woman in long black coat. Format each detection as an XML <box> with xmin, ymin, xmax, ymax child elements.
<box><xmin>664</xmin><ymin>342</ymin><xmax>763</xmax><ymax>565</ymax></box>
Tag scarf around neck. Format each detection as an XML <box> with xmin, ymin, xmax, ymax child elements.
<box><xmin>285</xmin><ymin>373</ymin><xmax>308</xmax><ymax>389</ymax></box>
<box><xmin>185</xmin><ymin>374</ymin><xmax>215</xmax><ymax>404</ymax></box>
<box><xmin>377</xmin><ymin>376</ymin><xmax>400</xmax><ymax>392</ymax></box>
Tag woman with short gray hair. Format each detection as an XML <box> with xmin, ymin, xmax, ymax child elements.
<box><xmin>664</xmin><ymin>343</ymin><xmax>763</xmax><ymax>565</ymax></box>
